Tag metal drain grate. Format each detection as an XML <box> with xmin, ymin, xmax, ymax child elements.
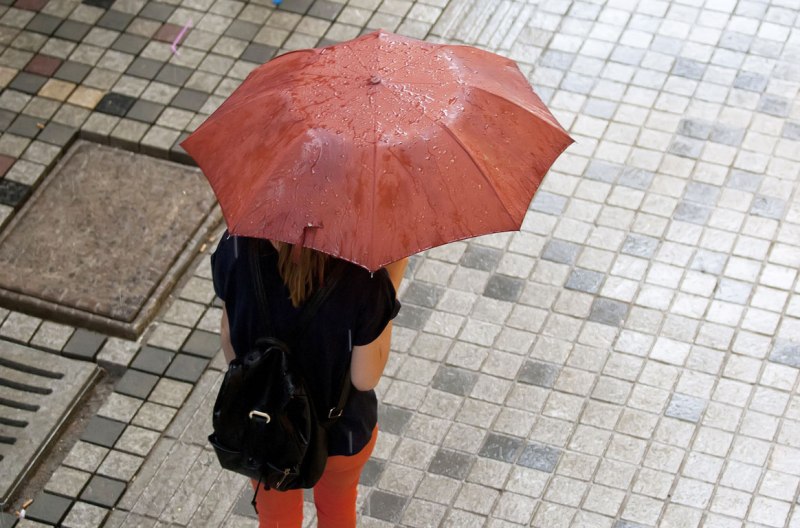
<box><xmin>0</xmin><ymin>340</ymin><xmax>100</xmax><ymax>508</ymax></box>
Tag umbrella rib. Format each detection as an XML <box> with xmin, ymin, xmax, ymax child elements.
<box><xmin>471</xmin><ymin>86</ymin><xmax>569</xmax><ymax>133</ymax></box>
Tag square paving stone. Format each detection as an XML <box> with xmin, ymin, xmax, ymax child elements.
<box><xmin>758</xmin><ymin>95</ymin><xmax>790</xmax><ymax>117</ymax></box>
<box><xmin>518</xmin><ymin>443</ymin><xmax>561</xmax><ymax>472</ymax></box>
<box><xmin>62</xmin><ymin>501</ymin><xmax>108</xmax><ymax>528</ymax></box>
<box><xmin>665</xmin><ymin>393</ymin><xmax>706</xmax><ymax>423</ymax></box>
<box><xmin>542</xmin><ymin>239</ymin><xmax>580</xmax><ymax>265</ymax></box>
<box><xmin>26</xmin><ymin>13</ymin><xmax>63</xmax><ymax>34</ymax></box>
<box><xmin>24</xmin><ymin>54</ymin><xmax>62</xmax><ymax>77</ymax></box>
<box><xmin>483</xmin><ymin>274</ymin><xmax>524</xmax><ymax>302</ymax></box>
<box><xmin>9</xmin><ymin>72</ymin><xmax>47</xmax><ymax>94</ymax></box>
<box><xmin>668</xmin><ymin>138</ymin><xmax>703</xmax><ymax>158</ymax></box>
<box><xmin>156</xmin><ymin>64</ymin><xmax>193</xmax><ymax>86</ymax></box>
<box><xmin>181</xmin><ymin>329</ymin><xmax>219</xmax><ymax>358</ymax></box>
<box><xmin>112</xmin><ymin>33</ymin><xmax>148</xmax><ymax>55</ymax></box>
<box><xmin>428</xmin><ymin>448</ymin><xmax>474</xmax><ymax>480</ymax></box>
<box><xmin>140</xmin><ymin>2</ymin><xmax>175</xmax><ymax>21</ymax></box>
<box><xmin>618</xmin><ymin>168</ymin><xmax>654</xmax><ymax>190</ymax></box>
<box><xmin>673</xmin><ymin>202</ymin><xmax>711</xmax><ymax>224</ymax></box>
<box><xmin>95</xmin><ymin>92</ymin><xmax>137</xmax><ymax>116</ymax></box>
<box><xmin>278</xmin><ymin>0</ymin><xmax>314</xmax><ymax>14</ymax></box>
<box><xmin>363</xmin><ymin>490</ymin><xmax>408</xmax><ymax>523</ymax></box>
<box><xmin>673</xmin><ymin>58</ymin><xmax>705</xmax><ymax>80</ymax></box>
<box><xmin>518</xmin><ymin>360</ymin><xmax>560</xmax><ymax>388</ymax></box>
<box><xmin>402</xmin><ymin>282</ymin><xmax>443</xmax><ymax>308</ymax></box>
<box><xmin>97</xmin><ymin>10</ymin><xmax>133</xmax><ymax>31</ymax></box>
<box><xmin>0</xmin><ymin>154</ymin><xmax>14</xmax><ymax>176</ymax></box>
<box><xmin>39</xmin><ymin>122</ymin><xmax>77</xmax><ymax>146</ymax></box>
<box><xmin>585</xmin><ymin>160</ymin><xmax>622</xmax><ymax>183</ymax></box>
<box><xmin>63</xmin><ymin>328</ymin><xmax>107</xmax><ymax>360</ymax></box>
<box><xmin>621</xmin><ymin>234</ymin><xmax>658</xmax><ymax>257</ymax></box>
<box><xmin>54</xmin><ymin>61</ymin><xmax>92</xmax><ymax>83</ymax></box>
<box><xmin>530</xmin><ymin>191</ymin><xmax>567</xmax><ymax>215</ymax></box>
<box><xmin>393</xmin><ymin>304</ymin><xmax>431</xmax><ymax>330</ymax></box>
<box><xmin>80</xmin><ymin>475</ymin><xmax>126</xmax><ymax>508</ymax></box>
<box><xmin>54</xmin><ymin>20</ymin><xmax>91</xmax><ymax>41</ymax></box>
<box><xmin>25</xmin><ymin>491</ymin><xmax>72</xmax><ymax>525</ymax></box>
<box><xmin>126</xmin><ymin>99</ymin><xmax>164</xmax><ymax>123</ymax></box>
<box><xmin>677</xmin><ymin>118</ymin><xmax>712</xmax><ymax>140</ymax></box>
<box><xmin>588</xmin><ymin>298</ymin><xmax>629</xmax><ymax>327</ymax></box>
<box><xmin>115</xmin><ymin>369</ymin><xmax>159</xmax><ymax>399</ymax></box>
<box><xmin>461</xmin><ymin>245</ymin><xmax>502</xmax><ymax>271</ymax></box>
<box><xmin>726</xmin><ymin>170</ymin><xmax>762</xmax><ymax>192</ymax></box>
<box><xmin>0</xmin><ymin>110</ymin><xmax>15</xmax><ymax>132</ymax></box>
<box><xmin>81</xmin><ymin>415</ymin><xmax>126</xmax><ymax>448</ymax></box>
<box><xmin>479</xmin><ymin>433</ymin><xmax>522</xmax><ymax>463</ymax></box>
<box><xmin>232</xmin><ymin>488</ymin><xmax>258</xmax><ymax>518</ymax></box>
<box><xmin>153</xmin><ymin>23</ymin><xmax>184</xmax><ymax>43</ymax></box>
<box><xmin>432</xmin><ymin>366</ymin><xmax>478</xmax><ymax>396</ymax></box>
<box><xmin>0</xmin><ymin>179</ymin><xmax>31</xmax><ymax>207</ymax></box>
<box><xmin>565</xmin><ymin>268</ymin><xmax>604</xmax><ymax>294</ymax></box>
<box><xmin>309</xmin><ymin>0</ymin><xmax>344</xmax><ymax>20</ymax></box>
<box><xmin>783</xmin><ymin>122</ymin><xmax>800</xmax><ymax>140</ymax></box>
<box><xmin>164</xmin><ymin>353</ymin><xmax>208</xmax><ymax>383</ymax></box>
<box><xmin>83</xmin><ymin>0</ymin><xmax>115</xmax><ymax>7</ymax></box>
<box><xmin>225</xmin><ymin>20</ymin><xmax>260</xmax><ymax>41</ymax></box>
<box><xmin>751</xmin><ymin>195</ymin><xmax>785</xmax><ymax>220</ymax></box>
<box><xmin>8</xmin><ymin>114</ymin><xmax>42</xmax><ymax>138</ymax></box>
<box><xmin>359</xmin><ymin>458</ymin><xmax>385</xmax><ymax>486</ymax></box>
<box><xmin>378</xmin><ymin>404</ymin><xmax>413</xmax><ymax>435</ymax></box>
<box><xmin>14</xmin><ymin>0</ymin><xmax>47</xmax><ymax>10</ymax></box>
<box><xmin>241</xmin><ymin>43</ymin><xmax>277</xmax><ymax>64</ymax></box>
<box><xmin>171</xmin><ymin>88</ymin><xmax>208</xmax><ymax>112</ymax></box>
<box><xmin>131</xmin><ymin>346</ymin><xmax>174</xmax><ymax>375</ymax></box>
<box><xmin>126</xmin><ymin>57</ymin><xmax>163</xmax><ymax>80</ymax></box>
<box><xmin>770</xmin><ymin>340</ymin><xmax>800</xmax><ymax>368</ymax></box>
<box><xmin>0</xmin><ymin>141</ymin><xmax>219</xmax><ymax>338</ymax></box>
<box><xmin>0</xmin><ymin>512</ymin><xmax>16</xmax><ymax>527</ymax></box>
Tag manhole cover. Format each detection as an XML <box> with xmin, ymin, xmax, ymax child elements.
<box><xmin>0</xmin><ymin>341</ymin><xmax>100</xmax><ymax>507</ymax></box>
<box><xmin>0</xmin><ymin>141</ymin><xmax>220</xmax><ymax>338</ymax></box>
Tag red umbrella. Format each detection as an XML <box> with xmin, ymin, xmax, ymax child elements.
<box><xmin>182</xmin><ymin>30</ymin><xmax>573</xmax><ymax>271</ymax></box>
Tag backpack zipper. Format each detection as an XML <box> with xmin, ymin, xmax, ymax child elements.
<box><xmin>276</xmin><ymin>468</ymin><xmax>291</xmax><ymax>489</ymax></box>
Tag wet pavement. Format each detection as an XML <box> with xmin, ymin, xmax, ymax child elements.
<box><xmin>0</xmin><ymin>0</ymin><xmax>799</xmax><ymax>527</ymax></box>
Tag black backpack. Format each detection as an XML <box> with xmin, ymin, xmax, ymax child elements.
<box><xmin>208</xmin><ymin>241</ymin><xmax>350</xmax><ymax>504</ymax></box>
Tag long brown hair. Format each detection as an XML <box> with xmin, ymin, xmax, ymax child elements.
<box><xmin>275</xmin><ymin>242</ymin><xmax>328</xmax><ymax>307</ymax></box>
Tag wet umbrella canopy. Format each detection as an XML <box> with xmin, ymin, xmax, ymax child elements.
<box><xmin>182</xmin><ymin>30</ymin><xmax>573</xmax><ymax>271</ymax></box>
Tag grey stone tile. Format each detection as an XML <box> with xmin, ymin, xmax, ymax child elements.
<box><xmin>63</xmin><ymin>328</ymin><xmax>107</xmax><ymax>360</ymax></box>
<box><xmin>530</xmin><ymin>191</ymin><xmax>567</xmax><ymax>215</ymax></box>
<box><xmin>131</xmin><ymin>346</ymin><xmax>175</xmax><ymax>375</ymax></box>
<box><xmin>309</xmin><ymin>0</ymin><xmax>344</xmax><ymax>21</ymax></box>
<box><xmin>588</xmin><ymin>298</ymin><xmax>629</xmax><ymax>327</ymax></box>
<box><xmin>783</xmin><ymin>121</ymin><xmax>800</xmax><ymax>140</ymax></box>
<box><xmin>483</xmin><ymin>274</ymin><xmax>524</xmax><ymax>302</ymax></box>
<box><xmin>461</xmin><ymin>245</ymin><xmax>502</xmax><ymax>272</ymax></box>
<box><xmin>140</xmin><ymin>2</ymin><xmax>176</xmax><ymax>21</ymax></box>
<box><xmin>25</xmin><ymin>492</ymin><xmax>72</xmax><ymax>525</ymax></box>
<box><xmin>164</xmin><ymin>353</ymin><xmax>208</xmax><ymax>383</ymax></box>
<box><xmin>610</xmin><ymin>46</ymin><xmax>644</xmax><ymax>66</ymax></box>
<box><xmin>62</xmin><ymin>501</ymin><xmax>108</xmax><ymax>528</ymax></box>
<box><xmin>673</xmin><ymin>202</ymin><xmax>712</xmax><ymax>224</ymax></box>
<box><xmin>112</xmin><ymin>33</ymin><xmax>148</xmax><ymax>55</ymax></box>
<box><xmin>541</xmin><ymin>239</ymin><xmax>580</xmax><ymax>265</ymax></box>
<box><xmin>618</xmin><ymin>168</ymin><xmax>654</xmax><ymax>190</ymax></box>
<box><xmin>479</xmin><ymin>433</ymin><xmax>522</xmax><ymax>463</ymax></box>
<box><xmin>360</xmin><ymin>458</ymin><xmax>386</xmax><ymax>486</ymax></box>
<box><xmin>690</xmin><ymin>250</ymin><xmax>727</xmax><ymax>275</ymax></box>
<box><xmin>8</xmin><ymin>114</ymin><xmax>41</xmax><ymax>138</ymax></box>
<box><xmin>429</xmin><ymin>448</ymin><xmax>474</xmax><ymax>480</ymax></box>
<box><xmin>566</xmin><ymin>268</ymin><xmax>604</xmax><ymax>294</ymax></box>
<box><xmin>225</xmin><ymin>20</ymin><xmax>260</xmax><ymax>41</ymax></box>
<box><xmin>402</xmin><ymin>281</ymin><xmax>444</xmax><ymax>308</ymax></box>
<box><xmin>231</xmin><ymin>488</ymin><xmax>258</xmax><ymax>519</ymax></box>
<box><xmin>80</xmin><ymin>475</ymin><xmax>126</xmax><ymax>508</ymax></box>
<box><xmin>432</xmin><ymin>366</ymin><xmax>479</xmax><ymax>396</ymax></box>
<box><xmin>715</xmin><ymin>279</ymin><xmax>752</xmax><ymax>304</ymax></box>
<box><xmin>378</xmin><ymin>404</ymin><xmax>413</xmax><ymax>435</ymax></box>
<box><xmin>758</xmin><ymin>94</ymin><xmax>791</xmax><ymax>117</ymax></box>
<box><xmin>684</xmin><ymin>183</ymin><xmax>720</xmax><ymax>205</ymax></box>
<box><xmin>668</xmin><ymin>137</ymin><xmax>704</xmax><ymax>158</ymax></box>
<box><xmin>363</xmin><ymin>490</ymin><xmax>408</xmax><ymax>522</ymax></box>
<box><xmin>155</xmin><ymin>64</ymin><xmax>192</xmax><ymax>86</ymax></box>
<box><xmin>127</xmin><ymin>99</ymin><xmax>164</xmax><ymax>123</ymax></box>
<box><xmin>126</xmin><ymin>57</ymin><xmax>163</xmax><ymax>79</ymax></box>
<box><xmin>770</xmin><ymin>340</ymin><xmax>800</xmax><ymax>368</ymax></box>
<box><xmin>734</xmin><ymin>71</ymin><xmax>768</xmax><ymax>92</ymax></box>
<box><xmin>651</xmin><ymin>35</ymin><xmax>682</xmax><ymax>55</ymax></box>
<box><xmin>720</xmin><ymin>31</ymin><xmax>752</xmax><ymax>52</ymax></box>
<box><xmin>0</xmin><ymin>109</ymin><xmax>14</xmax><ymax>132</ymax></box>
<box><xmin>54</xmin><ymin>61</ymin><xmax>91</xmax><ymax>83</ymax></box>
<box><xmin>26</xmin><ymin>13</ymin><xmax>63</xmax><ymax>35</ymax></box>
<box><xmin>80</xmin><ymin>415</ymin><xmax>126</xmax><ymax>448</ymax></box>
<box><xmin>518</xmin><ymin>360</ymin><xmax>560</xmax><ymax>388</ymax></box>
<box><xmin>539</xmin><ymin>50</ymin><xmax>575</xmax><ymax>70</ymax></box>
<box><xmin>9</xmin><ymin>72</ymin><xmax>47</xmax><ymax>94</ymax></box>
<box><xmin>710</xmin><ymin>125</ymin><xmax>745</xmax><ymax>146</ymax></box>
<box><xmin>97</xmin><ymin>10</ymin><xmax>134</xmax><ymax>32</ymax></box>
<box><xmin>54</xmin><ymin>20</ymin><xmax>91</xmax><ymax>42</ymax></box>
<box><xmin>673</xmin><ymin>58</ymin><xmax>706</xmax><ymax>80</ymax></box>
<box><xmin>240</xmin><ymin>43</ymin><xmax>277</xmax><ymax>64</ymax></box>
<box><xmin>39</xmin><ymin>122</ymin><xmax>77</xmax><ymax>146</ymax></box>
<box><xmin>585</xmin><ymin>161</ymin><xmax>622</xmax><ymax>183</ymax></box>
<box><xmin>584</xmin><ymin>97</ymin><xmax>617</xmax><ymax>119</ymax></box>
<box><xmin>751</xmin><ymin>195</ymin><xmax>786</xmax><ymax>220</ymax></box>
<box><xmin>114</xmin><ymin>369</ymin><xmax>158</xmax><ymax>400</ymax></box>
<box><xmin>561</xmin><ymin>72</ymin><xmax>594</xmax><ymax>94</ymax></box>
<box><xmin>665</xmin><ymin>393</ymin><xmax>706</xmax><ymax>422</ymax></box>
<box><xmin>181</xmin><ymin>329</ymin><xmax>220</xmax><ymax>358</ymax></box>
<box><xmin>518</xmin><ymin>443</ymin><xmax>561</xmax><ymax>472</ymax></box>
<box><xmin>279</xmin><ymin>0</ymin><xmax>314</xmax><ymax>15</ymax></box>
<box><xmin>393</xmin><ymin>304</ymin><xmax>432</xmax><ymax>330</ymax></box>
<box><xmin>677</xmin><ymin>118</ymin><xmax>712</xmax><ymax>140</ymax></box>
<box><xmin>726</xmin><ymin>170</ymin><xmax>762</xmax><ymax>192</ymax></box>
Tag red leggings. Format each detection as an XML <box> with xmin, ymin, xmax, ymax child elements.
<box><xmin>251</xmin><ymin>428</ymin><xmax>377</xmax><ymax>527</ymax></box>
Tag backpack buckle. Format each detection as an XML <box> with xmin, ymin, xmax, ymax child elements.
<box><xmin>249</xmin><ymin>410</ymin><xmax>271</xmax><ymax>423</ymax></box>
<box><xmin>328</xmin><ymin>408</ymin><xmax>343</xmax><ymax>419</ymax></box>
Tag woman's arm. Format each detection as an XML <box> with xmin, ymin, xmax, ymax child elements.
<box><xmin>220</xmin><ymin>303</ymin><xmax>236</xmax><ymax>364</ymax></box>
<box><xmin>350</xmin><ymin>258</ymin><xmax>408</xmax><ymax>391</ymax></box>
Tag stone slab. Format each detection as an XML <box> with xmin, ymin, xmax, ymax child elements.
<box><xmin>0</xmin><ymin>140</ymin><xmax>221</xmax><ymax>338</ymax></box>
<box><xmin>0</xmin><ymin>341</ymin><xmax>100</xmax><ymax>508</ymax></box>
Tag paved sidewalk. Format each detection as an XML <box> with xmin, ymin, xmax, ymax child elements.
<box><xmin>1</xmin><ymin>0</ymin><xmax>799</xmax><ymax>526</ymax></box>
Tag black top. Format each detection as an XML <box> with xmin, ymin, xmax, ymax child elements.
<box><xmin>211</xmin><ymin>233</ymin><xmax>400</xmax><ymax>456</ymax></box>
